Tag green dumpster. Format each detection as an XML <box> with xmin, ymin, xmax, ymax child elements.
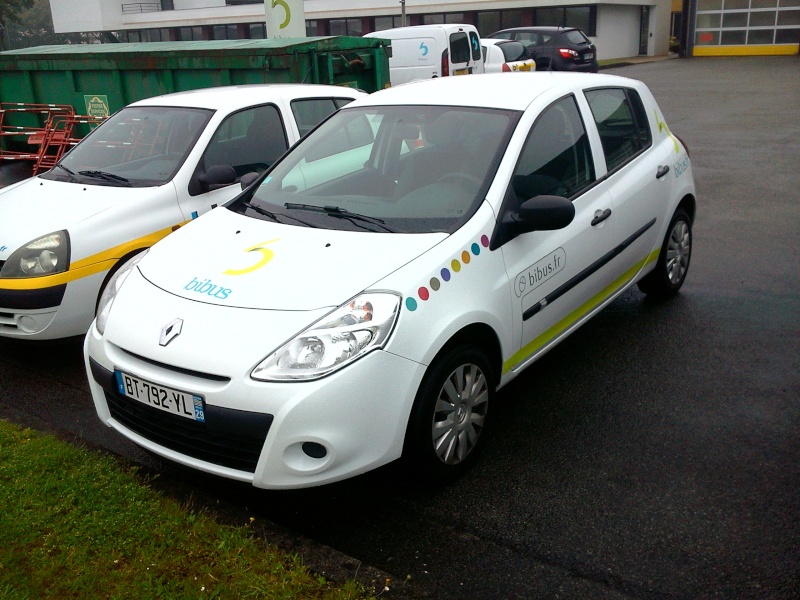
<box><xmin>0</xmin><ymin>37</ymin><xmax>390</xmax><ymax>156</ymax></box>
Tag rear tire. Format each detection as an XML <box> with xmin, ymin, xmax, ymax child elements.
<box><xmin>638</xmin><ymin>208</ymin><xmax>692</xmax><ymax>298</ymax></box>
<box><xmin>404</xmin><ymin>345</ymin><xmax>493</xmax><ymax>480</ymax></box>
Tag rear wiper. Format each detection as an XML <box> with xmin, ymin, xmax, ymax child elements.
<box><xmin>78</xmin><ymin>170</ymin><xmax>131</xmax><ymax>187</ymax></box>
<box><xmin>284</xmin><ymin>203</ymin><xmax>396</xmax><ymax>232</ymax></box>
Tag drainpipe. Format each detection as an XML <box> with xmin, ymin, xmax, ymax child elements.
<box><xmin>681</xmin><ymin>0</ymin><xmax>697</xmax><ymax>57</ymax></box>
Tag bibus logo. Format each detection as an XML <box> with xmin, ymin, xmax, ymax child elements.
<box><xmin>184</xmin><ymin>277</ymin><xmax>232</xmax><ymax>300</ymax></box>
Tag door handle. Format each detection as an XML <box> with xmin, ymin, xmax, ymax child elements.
<box><xmin>656</xmin><ymin>165</ymin><xmax>670</xmax><ymax>179</ymax></box>
<box><xmin>591</xmin><ymin>208</ymin><xmax>612</xmax><ymax>226</ymax></box>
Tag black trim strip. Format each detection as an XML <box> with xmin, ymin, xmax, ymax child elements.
<box><xmin>523</xmin><ymin>217</ymin><xmax>656</xmax><ymax>321</ymax></box>
<box><xmin>0</xmin><ymin>284</ymin><xmax>67</xmax><ymax>310</ymax></box>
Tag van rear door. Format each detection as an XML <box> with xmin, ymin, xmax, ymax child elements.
<box><xmin>448</xmin><ymin>28</ymin><xmax>483</xmax><ymax>75</ymax></box>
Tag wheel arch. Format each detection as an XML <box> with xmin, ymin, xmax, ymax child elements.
<box><xmin>425</xmin><ymin>322</ymin><xmax>503</xmax><ymax>391</ymax></box>
<box><xmin>94</xmin><ymin>247</ymin><xmax>149</xmax><ymax>314</ymax></box>
<box><xmin>677</xmin><ymin>193</ymin><xmax>696</xmax><ymax>224</ymax></box>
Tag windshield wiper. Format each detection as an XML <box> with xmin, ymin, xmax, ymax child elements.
<box><xmin>242</xmin><ymin>199</ymin><xmax>319</xmax><ymax>228</ymax></box>
<box><xmin>78</xmin><ymin>170</ymin><xmax>131</xmax><ymax>187</ymax></box>
<box><xmin>284</xmin><ymin>203</ymin><xmax>396</xmax><ymax>232</ymax></box>
<box><xmin>53</xmin><ymin>163</ymin><xmax>78</xmax><ymax>181</ymax></box>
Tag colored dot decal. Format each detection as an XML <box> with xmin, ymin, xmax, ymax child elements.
<box><xmin>408</xmin><ymin>233</ymin><xmax>491</xmax><ymax>313</ymax></box>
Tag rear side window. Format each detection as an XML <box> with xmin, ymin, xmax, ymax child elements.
<box><xmin>585</xmin><ymin>88</ymin><xmax>652</xmax><ymax>172</ymax></box>
<box><xmin>450</xmin><ymin>31</ymin><xmax>471</xmax><ymax>64</ymax></box>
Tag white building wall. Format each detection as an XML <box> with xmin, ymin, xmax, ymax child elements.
<box><xmin>48</xmin><ymin>0</ymin><xmax>674</xmax><ymax>58</ymax></box>
<box><xmin>50</xmin><ymin>0</ymin><xmax>123</xmax><ymax>33</ymax></box>
<box><xmin>596</xmin><ymin>5</ymin><xmax>642</xmax><ymax>60</ymax></box>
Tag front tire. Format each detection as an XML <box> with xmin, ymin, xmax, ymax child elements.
<box><xmin>638</xmin><ymin>208</ymin><xmax>692</xmax><ymax>298</ymax></box>
<box><xmin>404</xmin><ymin>345</ymin><xmax>493</xmax><ymax>479</ymax></box>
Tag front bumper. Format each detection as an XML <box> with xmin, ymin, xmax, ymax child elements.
<box><xmin>85</xmin><ymin>324</ymin><xmax>427</xmax><ymax>489</ymax></box>
<box><xmin>0</xmin><ymin>271</ymin><xmax>104</xmax><ymax>339</ymax></box>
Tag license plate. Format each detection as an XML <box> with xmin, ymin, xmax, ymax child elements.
<box><xmin>584</xmin><ymin>53</ymin><xmax>594</xmax><ymax>60</ymax></box>
<box><xmin>454</xmin><ymin>68</ymin><xmax>469</xmax><ymax>76</ymax></box>
<box><xmin>115</xmin><ymin>369</ymin><xmax>205</xmax><ymax>422</ymax></box>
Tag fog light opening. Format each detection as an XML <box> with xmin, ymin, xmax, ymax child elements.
<box><xmin>301</xmin><ymin>441</ymin><xmax>327</xmax><ymax>459</ymax></box>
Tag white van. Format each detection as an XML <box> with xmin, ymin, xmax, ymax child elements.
<box><xmin>365</xmin><ymin>24</ymin><xmax>484</xmax><ymax>86</ymax></box>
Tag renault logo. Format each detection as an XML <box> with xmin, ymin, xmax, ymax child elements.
<box><xmin>159</xmin><ymin>318</ymin><xmax>183</xmax><ymax>346</ymax></box>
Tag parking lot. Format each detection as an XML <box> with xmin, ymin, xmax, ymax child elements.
<box><xmin>0</xmin><ymin>55</ymin><xmax>798</xmax><ymax>598</ymax></box>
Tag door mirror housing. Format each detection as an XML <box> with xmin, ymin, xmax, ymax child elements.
<box><xmin>491</xmin><ymin>193</ymin><xmax>575</xmax><ymax>249</ymax></box>
<box><xmin>518</xmin><ymin>194</ymin><xmax>575</xmax><ymax>231</ymax></box>
<box><xmin>199</xmin><ymin>164</ymin><xmax>237</xmax><ymax>192</ymax></box>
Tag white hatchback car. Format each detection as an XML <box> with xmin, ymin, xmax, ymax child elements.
<box><xmin>86</xmin><ymin>73</ymin><xmax>695</xmax><ymax>489</ymax></box>
<box><xmin>0</xmin><ymin>84</ymin><xmax>365</xmax><ymax>339</ymax></box>
<box><xmin>482</xmin><ymin>38</ymin><xmax>536</xmax><ymax>73</ymax></box>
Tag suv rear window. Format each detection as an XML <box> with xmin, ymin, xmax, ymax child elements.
<box><xmin>500</xmin><ymin>41</ymin><xmax>530</xmax><ymax>62</ymax></box>
<box><xmin>563</xmin><ymin>29</ymin><xmax>590</xmax><ymax>45</ymax></box>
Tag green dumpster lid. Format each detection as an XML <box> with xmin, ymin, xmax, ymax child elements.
<box><xmin>0</xmin><ymin>36</ymin><xmax>389</xmax><ymax>59</ymax></box>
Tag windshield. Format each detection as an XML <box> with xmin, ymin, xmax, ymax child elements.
<box><xmin>231</xmin><ymin>105</ymin><xmax>519</xmax><ymax>234</ymax></box>
<box><xmin>40</xmin><ymin>106</ymin><xmax>213</xmax><ymax>187</ymax></box>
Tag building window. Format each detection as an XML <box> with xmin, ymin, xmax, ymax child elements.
<box><xmin>329</xmin><ymin>18</ymin><xmax>362</xmax><ymax>36</ymax></box>
<box><xmin>532</xmin><ymin>6</ymin><xmax>596</xmax><ymax>35</ymax></box>
<box><xmin>695</xmin><ymin>1</ymin><xmax>800</xmax><ymax>45</ymax></box>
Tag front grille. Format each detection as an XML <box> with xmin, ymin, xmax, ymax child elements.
<box><xmin>90</xmin><ymin>358</ymin><xmax>272</xmax><ymax>473</ymax></box>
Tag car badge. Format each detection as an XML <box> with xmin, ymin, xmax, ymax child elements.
<box><xmin>159</xmin><ymin>318</ymin><xmax>183</xmax><ymax>347</ymax></box>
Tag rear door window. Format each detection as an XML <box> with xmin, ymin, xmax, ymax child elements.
<box><xmin>585</xmin><ymin>88</ymin><xmax>652</xmax><ymax>172</ymax></box>
<box><xmin>469</xmin><ymin>31</ymin><xmax>482</xmax><ymax>61</ymax></box>
<box><xmin>449</xmin><ymin>31</ymin><xmax>471</xmax><ymax>64</ymax></box>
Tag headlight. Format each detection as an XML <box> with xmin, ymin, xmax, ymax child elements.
<box><xmin>0</xmin><ymin>230</ymin><xmax>70</xmax><ymax>277</ymax></box>
<box><xmin>252</xmin><ymin>292</ymin><xmax>401</xmax><ymax>381</ymax></box>
<box><xmin>95</xmin><ymin>251</ymin><xmax>148</xmax><ymax>336</ymax></box>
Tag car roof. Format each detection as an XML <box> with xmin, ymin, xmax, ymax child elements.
<box><xmin>493</xmin><ymin>26</ymin><xmax>580</xmax><ymax>34</ymax></box>
<box><xmin>347</xmin><ymin>72</ymin><xmax>641</xmax><ymax>112</ymax></box>
<box><xmin>481</xmin><ymin>38</ymin><xmax>521</xmax><ymax>47</ymax></box>
<box><xmin>128</xmin><ymin>84</ymin><xmax>366</xmax><ymax>111</ymax></box>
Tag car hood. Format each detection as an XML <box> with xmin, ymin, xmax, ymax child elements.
<box><xmin>0</xmin><ymin>177</ymin><xmax>154</xmax><ymax>256</ymax></box>
<box><xmin>138</xmin><ymin>207</ymin><xmax>447</xmax><ymax>311</ymax></box>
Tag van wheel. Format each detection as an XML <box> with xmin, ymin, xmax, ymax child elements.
<box><xmin>404</xmin><ymin>345</ymin><xmax>492</xmax><ymax>479</ymax></box>
<box><xmin>638</xmin><ymin>208</ymin><xmax>692</xmax><ymax>298</ymax></box>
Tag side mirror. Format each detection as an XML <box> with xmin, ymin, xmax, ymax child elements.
<box><xmin>517</xmin><ymin>195</ymin><xmax>575</xmax><ymax>231</ymax></box>
<box><xmin>240</xmin><ymin>171</ymin><xmax>260</xmax><ymax>190</ymax></box>
<box><xmin>490</xmin><ymin>194</ymin><xmax>575</xmax><ymax>249</ymax></box>
<box><xmin>198</xmin><ymin>164</ymin><xmax>237</xmax><ymax>192</ymax></box>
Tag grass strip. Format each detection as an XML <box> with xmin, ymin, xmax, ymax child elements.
<box><xmin>0</xmin><ymin>419</ymin><xmax>374</xmax><ymax>600</ymax></box>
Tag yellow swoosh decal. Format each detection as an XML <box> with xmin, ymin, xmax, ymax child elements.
<box><xmin>0</xmin><ymin>223</ymin><xmax>185</xmax><ymax>291</ymax></box>
<box><xmin>502</xmin><ymin>249</ymin><xmax>660</xmax><ymax>375</ymax></box>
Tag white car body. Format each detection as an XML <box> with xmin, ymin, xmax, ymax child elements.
<box><xmin>85</xmin><ymin>73</ymin><xmax>696</xmax><ymax>489</ymax></box>
<box><xmin>364</xmin><ymin>24</ymin><xmax>484</xmax><ymax>85</ymax></box>
<box><xmin>482</xmin><ymin>38</ymin><xmax>536</xmax><ymax>73</ymax></box>
<box><xmin>0</xmin><ymin>84</ymin><xmax>365</xmax><ymax>339</ymax></box>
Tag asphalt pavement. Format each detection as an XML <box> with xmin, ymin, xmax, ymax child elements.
<box><xmin>1</xmin><ymin>55</ymin><xmax>798</xmax><ymax>599</ymax></box>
